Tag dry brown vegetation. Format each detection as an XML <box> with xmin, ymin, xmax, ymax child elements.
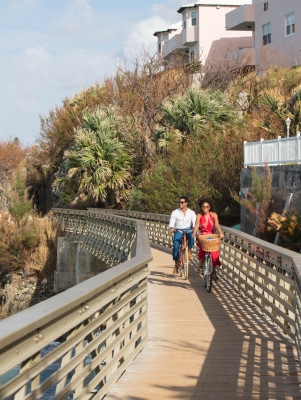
<box><xmin>25</xmin><ymin>214</ymin><xmax>59</xmax><ymax>284</ymax></box>
<box><xmin>27</xmin><ymin>50</ymin><xmax>301</xmax><ymax>225</ymax></box>
<box><xmin>0</xmin><ymin>212</ymin><xmax>59</xmax><ymax>283</ymax></box>
<box><xmin>0</xmin><ymin>139</ymin><xmax>25</xmax><ymax>175</ymax></box>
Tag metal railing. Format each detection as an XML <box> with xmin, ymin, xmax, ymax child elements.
<box><xmin>0</xmin><ymin>210</ymin><xmax>152</xmax><ymax>400</ymax></box>
<box><xmin>91</xmin><ymin>209</ymin><xmax>301</xmax><ymax>361</ymax></box>
<box><xmin>1</xmin><ymin>208</ymin><xmax>301</xmax><ymax>399</ymax></box>
<box><xmin>244</xmin><ymin>134</ymin><xmax>301</xmax><ymax>167</ymax></box>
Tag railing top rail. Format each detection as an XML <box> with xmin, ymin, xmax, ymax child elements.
<box><xmin>86</xmin><ymin>208</ymin><xmax>170</xmax><ymax>221</ymax></box>
<box><xmin>87</xmin><ymin>208</ymin><xmax>300</xmax><ymax>273</ymax></box>
<box><xmin>244</xmin><ymin>135</ymin><xmax>301</xmax><ymax>147</ymax></box>
<box><xmin>94</xmin><ymin>209</ymin><xmax>301</xmax><ymax>306</ymax></box>
<box><xmin>0</xmin><ymin>216</ymin><xmax>151</xmax><ymax>350</ymax></box>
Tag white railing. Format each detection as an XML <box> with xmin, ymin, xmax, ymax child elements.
<box><xmin>244</xmin><ymin>133</ymin><xmax>301</xmax><ymax>167</ymax></box>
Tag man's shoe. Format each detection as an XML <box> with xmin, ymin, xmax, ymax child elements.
<box><xmin>188</xmin><ymin>250</ymin><xmax>193</xmax><ymax>260</ymax></box>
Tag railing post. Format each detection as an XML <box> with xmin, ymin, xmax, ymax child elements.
<box><xmin>297</xmin><ymin>132</ymin><xmax>301</xmax><ymax>164</ymax></box>
<box><xmin>244</xmin><ymin>141</ymin><xmax>247</xmax><ymax>168</ymax></box>
<box><xmin>277</xmin><ymin>136</ymin><xmax>281</xmax><ymax>166</ymax></box>
<box><xmin>260</xmin><ymin>138</ymin><xmax>264</xmax><ymax>166</ymax></box>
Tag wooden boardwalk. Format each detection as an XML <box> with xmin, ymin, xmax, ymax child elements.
<box><xmin>106</xmin><ymin>247</ymin><xmax>301</xmax><ymax>400</ymax></box>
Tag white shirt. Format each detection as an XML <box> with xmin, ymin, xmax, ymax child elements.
<box><xmin>169</xmin><ymin>208</ymin><xmax>196</xmax><ymax>230</ymax></box>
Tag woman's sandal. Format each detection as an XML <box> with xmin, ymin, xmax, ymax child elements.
<box><xmin>212</xmin><ymin>271</ymin><xmax>219</xmax><ymax>282</ymax></box>
<box><xmin>198</xmin><ymin>267</ymin><xmax>203</xmax><ymax>275</ymax></box>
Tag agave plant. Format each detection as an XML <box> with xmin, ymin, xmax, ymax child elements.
<box><xmin>259</xmin><ymin>84</ymin><xmax>301</xmax><ymax>136</ymax></box>
<box><xmin>154</xmin><ymin>126</ymin><xmax>184</xmax><ymax>152</ymax></box>
<box><xmin>64</xmin><ymin>107</ymin><xmax>133</xmax><ymax>207</ymax></box>
<box><xmin>267</xmin><ymin>210</ymin><xmax>301</xmax><ymax>252</ymax></box>
<box><xmin>160</xmin><ymin>88</ymin><xmax>240</xmax><ymax>141</ymax></box>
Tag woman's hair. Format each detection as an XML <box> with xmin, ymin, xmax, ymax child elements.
<box><xmin>198</xmin><ymin>198</ymin><xmax>215</xmax><ymax>212</ymax></box>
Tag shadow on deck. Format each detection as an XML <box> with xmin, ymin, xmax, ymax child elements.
<box><xmin>105</xmin><ymin>248</ymin><xmax>301</xmax><ymax>400</ymax></box>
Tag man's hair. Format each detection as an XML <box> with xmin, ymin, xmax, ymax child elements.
<box><xmin>179</xmin><ymin>195</ymin><xmax>189</xmax><ymax>203</ymax></box>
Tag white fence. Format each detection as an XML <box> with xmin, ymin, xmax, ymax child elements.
<box><xmin>244</xmin><ymin>133</ymin><xmax>301</xmax><ymax>167</ymax></box>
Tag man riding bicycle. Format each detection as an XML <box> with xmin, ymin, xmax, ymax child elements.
<box><xmin>169</xmin><ymin>196</ymin><xmax>196</xmax><ymax>274</ymax></box>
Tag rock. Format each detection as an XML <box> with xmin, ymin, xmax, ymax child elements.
<box><xmin>0</xmin><ymin>271</ymin><xmax>55</xmax><ymax>320</ymax></box>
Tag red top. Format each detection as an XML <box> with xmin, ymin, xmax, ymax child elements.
<box><xmin>199</xmin><ymin>213</ymin><xmax>215</xmax><ymax>235</ymax></box>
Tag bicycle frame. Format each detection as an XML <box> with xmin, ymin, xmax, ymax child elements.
<box><xmin>196</xmin><ymin>233</ymin><xmax>215</xmax><ymax>292</ymax></box>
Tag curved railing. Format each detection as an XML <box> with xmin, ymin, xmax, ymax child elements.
<box><xmin>90</xmin><ymin>209</ymin><xmax>301</xmax><ymax>361</ymax></box>
<box><xmin>1</xmin><ymin>208</ymin><xmax>301</xmax><ymax>400</ymax></box>
<box><xmin>0</xmin><ymin>210</ymin><xmax>152</xmax><ymax>400</ymax></box>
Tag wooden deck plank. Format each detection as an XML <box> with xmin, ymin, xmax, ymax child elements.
<box><xmin>105</xmin><ymin>248</ymin><xmax>301</xmax><ymax>400</ymax></box>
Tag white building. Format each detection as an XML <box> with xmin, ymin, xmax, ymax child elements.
<box><xmin>226</xmin><ymin>0</ymin><xmax>301</xmax><ymax>69</ymax></box>
<box><xmin>154</xmin><ymin>1</ymin><xmax>253</xmax><ymax>70</ymax></box>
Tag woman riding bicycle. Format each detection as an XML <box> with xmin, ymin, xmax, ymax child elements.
<box><xmin>192</xmin><ymin>198</ymin><xmax>224</xmax><ymax>282</ymax></box>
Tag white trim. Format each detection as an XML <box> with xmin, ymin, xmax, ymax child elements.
<box><xmin>285</xmin><ymin>12</ymin><xmax>295</xmax><ymax>37</ymax></box>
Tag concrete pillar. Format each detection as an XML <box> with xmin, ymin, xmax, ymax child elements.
<box><xmin>54</xmin><ymin>237</ymin><xmax>77</xmax><ymax>293</ymax></box>
<box><xmin>76</xmin><ymin>248</ymin><xmax>108</xmax><ymax>284</ymax></box>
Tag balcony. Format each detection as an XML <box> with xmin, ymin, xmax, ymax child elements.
<box><xmin>182</xmin><ymin>26</ymin><xmax>198</xmax><ymax>46</ymax></box>
<box><xmin>162</xmin><ymin>33</ymin><xmax>186</xmax><ymax>59</ymax></box>
<box><xmin>226</xmin><ymin>4</ymin><xmax>255</xmax><ymax>31</ymax></box>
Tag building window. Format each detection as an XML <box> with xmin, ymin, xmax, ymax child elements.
<box><xmin>190</xmin><ymin>50</ymin><xmax>195</xmax><ymax>61</ymax></box>
<box><xmin>263</xmin><ymin>23</ymin><xmax>271</xmax><ymax>45</ymax></box>
<box><xmin>263</xmin><ymin>1</ymin><xmax>268</xmax><ymax>11</ymax></box>
<box><xmin>163</xmin><ymin>33</ymin><xmax>169</xmax><ymax>43</ymax></box>
<box><xmin>183</xmin><ymin>13</ymin><xmax>186</xmax><ymax>29</ymax></box>
<box><xmin>158</xmin><ymin>43</ymin><xmax>161</xmax><ymax>52</ymax></box>
<box><xmin>191</xmin><ymin>10</ymin><xmax>197</xmax><ymax>26</ymax></box>
<box><xmin>286</xmin><ymin>13</ymin><xmax>295</xmax><ymax>36</ymax></box>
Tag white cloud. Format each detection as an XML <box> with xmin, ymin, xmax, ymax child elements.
<box><xmin>51</xmin><ymin>49</ymin><xmax>116</xmax><ymax>89</ymax></box>
<box><xmin>0</xmin><ymin>112</ymin><xmax>9</xmax><ymax>122</ymax></box>
<box><xmin>4</xmin><ymin>45</ymin><xmax>116</xmax><ymax>115</ymax></box>
<box><xmin>0</xmin><ymin>0</ymin><xmax>188</xmax><ymax>144</ymax></box>
<box><xmin>5</xmin><ymin>0</ymin><xmax>40</xmax><ymax>12</ymax></box>
<box><xmin>151</xmin><ymin>0</ymin><xmax>184</xmax><ymax>20</ymax></box>
<box><xmin>122</xmin><ymin>15</ymin><xmax>172</xmax><ymax>58</ymax></box>
<box><xmin>6</xmin><ymin>46</ymin><xmax>50</xmax><ymax>114</ymax></box>
<box><xmin>52</xmin><ymin>0</ymin><xmax>94</xmax><ymax>39</ymax></box>
<box><xmin>121</xmin><ymin>0</ymin><xmax>184</xmax><ymax>58</ymax></box>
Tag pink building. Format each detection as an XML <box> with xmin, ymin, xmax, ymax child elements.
<box><xmin>226</xmin><ymin>0</ymin><xmax>301</xmax><ymax>69</ymax></box>
<box><xmin>154</xmin><ymin>1</ymin><xmax>253</xmax><ymax>70</ymax></box>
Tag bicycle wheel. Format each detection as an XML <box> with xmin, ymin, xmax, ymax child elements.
<box><xmin>178</xmin><ymin>245</ymin><xmax>183</xmax><ymax>277</ymax></box>
<box><xmin>183</xmin><ymin>247</ymin><xmax>189</xmax><ymax>280</ymax></box>
<box><xmin>203</xmin><ymin>257</ymin><xmax>208</xmax><ymax>288</ymax></box>
<box><xmin>206</xmin><ymin>255</ymin><xmax>213</xmax><ymax>293</ymax></box>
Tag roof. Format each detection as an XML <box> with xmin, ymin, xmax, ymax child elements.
<box><xmin>177</xmin><ymin>0</ymin><xmax>252</xmax><ymax>13</ymax></box>
<box><xmin>153</xmin><ymin>21</ymin><xmax>182</xmax><ymax>37</ymax></box>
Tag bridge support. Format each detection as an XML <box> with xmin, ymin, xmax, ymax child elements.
<box><xmin>76</xmin><ymin>248</ymin><xmax>108</xmax><ymax>284</ymax></box>
<box><xmin>54</xmin><ymin>237</ymin><xmax>77</xmax><ymax>293</ymax></box>
<box><xmin>54</xmin><ymin>237</ymin><xmax>108</xmax><ymax>293</ymax></box>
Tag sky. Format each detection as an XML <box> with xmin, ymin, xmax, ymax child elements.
<box><xmin>0</xmin><ymin>0</ymin><xmax>185</xmax><ymax>145</ymax></box>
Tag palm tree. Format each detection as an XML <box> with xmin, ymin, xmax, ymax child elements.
<box><xmin>65</xmin><ymin>108</ymin><xmax>133</xmax><ymax>207</ymax></box>
<box><xmin>156</xmin><ymin>88</ymin><xmax>240</xmax><ymax>150</ymax></box>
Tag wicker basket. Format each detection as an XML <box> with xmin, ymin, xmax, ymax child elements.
<box><xmin>199</xmin><ymin>234</ymin><xmax>221</xmax><ymax>252</ymax></box>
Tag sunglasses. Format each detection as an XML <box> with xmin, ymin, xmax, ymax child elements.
<box><xmin>179</xmin><ymin>201</ymin><xmax>186</xmax><ymax>204</ymax></box>
<box><xmin>202</xmin><ymin>205</ymin><xmax>210</xmax><ymax>208</ymax></box>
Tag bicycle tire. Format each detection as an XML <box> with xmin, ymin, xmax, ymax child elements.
<box><xmin>206</xmin><ymin>255</ymin><xmax>213</xmax><ymax>293</ymax></box>
<box><xmin>203</xmin><ymin>257</ymin><xmax>208</xmax><ymax>288</ymax></box>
